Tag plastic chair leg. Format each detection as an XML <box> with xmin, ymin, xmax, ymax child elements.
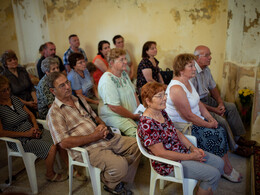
<box><xmin>183</xmin><ymin>178</ymin><xmax>197</xmax><ymax>195</ymax></box>
<box><xmin>159</xmin><ymin>180</ymin><xmax>165</xmax><ymax>190</ymax></box>
<box><xmin>149</xmin><ymin>172</ymin><xmax>157</xmax><ymax>195</ymax></box>
<box><xmin>69</xmin><ymin>163</ymin><xmax>74</xmax><ymax>195</ymax></box>
<box><xmin>23</xmin><ymin>154</ymin><xmax>38</xmax><ymax>194</ymax></box>
<box><xmin>7</xmin><ymin>155</ymin><xmax>13</xmax><ymax>185</ymax></box>
<box><xmin>88</xmin><ymin>167</ymin><xmax>101</xmax><ymax>195</ymax></box>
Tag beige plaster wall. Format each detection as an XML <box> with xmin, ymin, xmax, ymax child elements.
<box><xmin>0</xmin><ymin>0</ymin><xmax>19</xmax><ymax>60</ymax></box>
<box><xmin>224</xmin><ymin>0</ymin><xmax>260</xmax><ymax>124</ymax></box>
<box><xmin>226</xmin><ymin>0</ymin><xmax>260</xmax><ymax>66</ymax></box>
<box><xmin>44</xmin><ymin>0</ymin><xmax>228</xmax><ymax>84</ymax></box>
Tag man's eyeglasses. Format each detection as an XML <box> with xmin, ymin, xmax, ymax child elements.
<box><xmin>153</xmin><ymin>93</ymin><xmax>167</xmax><ymax>100</ymax></box>
<box><xmin>199</xmin><ymin>53</ymin><xmax>211</xmax><ymax>58</ymax></box>
<box><xmin>57</xmin><ymin>80</ymin><xmax>71</xmax><ymax>89</ymax></box>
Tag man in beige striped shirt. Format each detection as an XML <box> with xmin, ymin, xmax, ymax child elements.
<box><xmin>47</xmin><ymin>72</ymin><xmax>140</xmax><ymax>194</ymax></box>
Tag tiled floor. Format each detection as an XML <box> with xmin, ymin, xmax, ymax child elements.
<box><xmin>0</xmin><ymin>149</ymin><xmax>252</xmax><ymax>195</ymax></box>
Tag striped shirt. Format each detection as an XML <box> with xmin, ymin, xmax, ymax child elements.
<box><xmin>63</xmin><ymin>47</ymin><xmax>88</xmax><ymax>66</ymax></box>
<box><xmin>190</xmin><ymin>61</ymin><xmax>216</xmax><ymax>99</ymax></box>
<box><xmin>47</xmin><ymin>95</ymin><xmax>109</xmax><ymax>160</ymax></box>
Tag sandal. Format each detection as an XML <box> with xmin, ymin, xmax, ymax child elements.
<box><xmin>103</xmin><ymin>182</ymin><xmax>132</xmax><ymax>195</ymax></box>
<box><xmin>46</xmin><ymin>173</ymin><xmax>68</xmax><ymax>182</ymax></box>
<box><xmin>222</xmin><ymin>169</ymin><xmax>242</xmax><ymax>183</ymax></box>
<box><xmin>68</xmin><ymin>170</ymin><xmax>87</xmax><ymax>181</ymax></box>
<box><xmin>232</xmin><ymin>168</ymin><xmax>243</xmax><ymax>179</ymax></box>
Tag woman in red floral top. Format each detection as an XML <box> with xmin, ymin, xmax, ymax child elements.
<box><xmin>137</xmin><ymin>82</ymin><xmax>224</xmax><ymax>195</ymax></box>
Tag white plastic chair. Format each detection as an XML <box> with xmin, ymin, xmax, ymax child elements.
<box><xmin>26</xmin><ymin>65</ymin><xmax>38</xmax><ymax>77</ymax></box>
<box><xmin>69</xmin><ymin>147</ymin><xmax>101</xmax><ymax>195</ymax></box>
<box><xmin>136</xmin><ymin>133</ymin><xmax>198</xmax><ymax>195</ymax></box>
<box><xmin>36</xmin><ymin>119</ymin><xmax>62</xmax><ymax>169</ymax></box>
<box><xmin>68</xmin><ymin>127</ymin><xmax>121</xmax><ymax>195</ymax></box>
<box><xmin>0</xmin><ymin>137</ymin><xmax>38</xmax><ymax>194</ymax></box>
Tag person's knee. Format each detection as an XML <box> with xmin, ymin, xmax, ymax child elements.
<box><xmin>107</xmin><ymin>159</ymin><xmax>128</xmax><ymax>180</ymax></box>
<box><xmin>225</xmin><ymin>102</ymin><xmax>237</xmax><ymax>112</ymax></box>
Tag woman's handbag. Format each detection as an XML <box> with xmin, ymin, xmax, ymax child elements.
<box><xmin>160</xmin><ymin>68</ymin><xmax>173</xmax><ymax>85</ymax></box>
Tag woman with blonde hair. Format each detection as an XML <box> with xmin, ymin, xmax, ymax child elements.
<box><xmin>98</xmin><ymin>48</ymin><xmax>140</xmax><ymax>137</ymax></box>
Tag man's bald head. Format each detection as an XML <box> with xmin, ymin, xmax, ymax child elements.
<box><xmin>194</xmin><ymin>45</ymin><xmax>212</xmax><ymax>69</ymax></box>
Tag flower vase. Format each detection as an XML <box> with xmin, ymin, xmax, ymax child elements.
<box><xmin>240</xmin><ymin>104</ymin><xmax>252</xmax><ymax>128</ymax></box>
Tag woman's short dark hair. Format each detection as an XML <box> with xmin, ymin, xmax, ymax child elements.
<box><xmin>86</xmin><ymin>62</ymin><xmax>96</xmax><ymax>73</ymax></box>
<box><xmin>141</xmin><ymin>82</ymin><xmax>167</xmax><ymax>108</ymax></box>
<box><xmin>142</xmin><ymin>41</ymin><xmax>156</xmax><ymax>59</ymax></box>
<box><xmin>0</xmin><ymin>75</ymin><xmax>9</xmax><ymax>89</ymax></box>
<box><xmin>112</xmin><ymin>35</ymin><xmax>123</xmax><ymax>45</ymax></box>
<box><xmin>68</xmin><ymin>53</ymin><xmax>85</xmax><ymax>69</ymax></box>
<box><xmin>97</xmin><ymin>40</ymin><xmax>110</xmax><ymax>58</ymax></box>
<box><xmin>173</xmin><ymin>53</ymin><xmax>196</xmax><ymax>77</ymax></box>
<box><xmin>1</xmin><ymin>50</ymin><xmax>18</xmax><ymax>68</ymax></box>
<box><xmin>39</xmin><ymin>44</ymin><xmax>45</xmax><ymax>53</ymax></box>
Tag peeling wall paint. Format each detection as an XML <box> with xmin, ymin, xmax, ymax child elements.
<box><xmin>226</xmin><ymin>0</ymin><xmax>260</xmax><ymax>66</ymax></box>
<box><xmin>0</xmin><ymin>0</ymin><xmax>19</xmax><ymax>61</ymax></box>
<box><xmin>44</xmin><ymin>0</ymin><xmax>228</xmax><ymax>85</ymax></box>
<box><xmin>184</xmin><ymin>0</ymin><xmax>221</xmax><ymax>24</ymax></box>
<box><xmin>243</xmin><ymin>8</ymin><xmax>260</xmax><ymax>33</ymax></box>
<box><xmin>224</xmin><ymin>0</ymin><xmax>260</xmax><ymax>124</ymax></box>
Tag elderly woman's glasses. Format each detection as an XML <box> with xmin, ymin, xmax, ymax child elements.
<box><xmin>153</xmin><ymin>92</ymin><xmax>167</xmax><ymax>100</ymax></box>
<box><xmin>76</xmin><ymin>60</ymin><xmax>86</xmax><ymax>65</ymax></box>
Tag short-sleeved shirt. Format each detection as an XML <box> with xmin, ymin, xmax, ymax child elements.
<box><xmin>67</xmin><ymin>69</ymin><xmax>93</xmax><ymax>97</ymax></box>
<box><xmin>36</xmin><ymin>74</ymin><xmax>55</xmax><ymax>119</ymax></box>
<box><xmin>3</xmin><ymin>67</ymin><xmax>35</xmax><ymax>101</ymax></box>
<box><xmin>136</xmin><ymin>58</ymin><xmax>160</xmax><ymax>90</ymax></box>
<box><xmin>47</xmin><ymin>95</ymin><xmax>109</xmax><ymax>160</ymax></box>
<box><xmin>63</xmin><ymin>47</ymin><xmax>88</xmax><ymax>66</ymax></box>
<box><xmin>137</xmin><ymin>110</ymin><xmax>188</xmax><ymax>176</ymax></box>
<box><xmin>190</xmin><ymin>61</ymin><xmax>216</xmax><ymax>99</ymax></box>
<box><xmin>98</xmin><ymin>71</ymin><xmax>137</xmax><ymax>120</ymax></box>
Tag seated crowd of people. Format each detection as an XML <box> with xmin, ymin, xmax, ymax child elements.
<box><xmin>0</xmin><ymin>34</ymin><xmax>257</xmax><ymax>195</ymax></box>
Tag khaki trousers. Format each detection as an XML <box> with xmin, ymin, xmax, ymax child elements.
<box><xmin>88</xmin><ymin>135</ymin><xmax>141</xmax><ymax>189</ymax></box>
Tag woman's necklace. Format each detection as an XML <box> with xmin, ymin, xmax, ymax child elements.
<box><xmin>145</xmin><ymin>108</ymin><xmax>164</xmax><ymax>123</ymax></box>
